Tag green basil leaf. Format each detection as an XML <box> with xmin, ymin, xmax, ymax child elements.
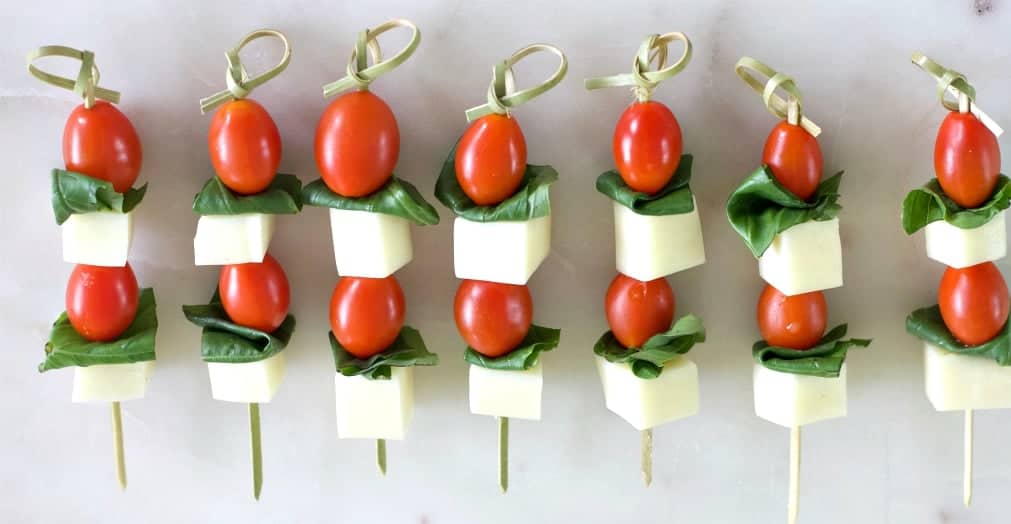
<box><xmin>39</xmin><ymin>288</ymin><xmax>157</xmax><ymax>372</ymax></box>
<box><xmin>726</xmin><ymin>166</ymin><xmax>843</xmax><ymax>257</ymax></box>
<box><xmin>51</xmin><ymin>169</ymin><xmax>147</xmax><ymax>225</ymax></box>
<box><xmin>753</xmin><ymin>324</ymin><xmax>871</xmax><ymax>378</ymax></box>
<box><xmin>302</xmin><ymin>176</ymin><xmax>440</xmax><ymax>225</ymax></box>
<box><xmin>906</xmin><ymin>304</ymin><xmax>1011</xmax><ymax>365</ymax></box>
<box><xmin>181</xmin><ymin>291</ymin><xmax>295</xmax><ymax>363</ymax></box>
<box><xmin>463</xmin><ymin>324</ymin><xmax>560</xmax><ymax>370</ymax></box>
<box><xmin>434</xmin><ymin>141</ymin><xmax>558</xmax><ymax>222</ymax></box>
<box><xmin>192</xmin><ymin>174</ymin><xmax>303</xmax><ymax>215</ymax></box>
<box><xmin>901</xmin><ymin>175</ymin><xmax>1011</xmax><ymax>234</ymax></box>
<box><xmin>328</xmin><ymin>326</ymin><xmax>439</xmax><ymax>380</ymax></box>
<box><xmin>593</xmin><ymin>314</ymin><xmax>705</xmax><ymax>379</ymax></box>
<box><xmin>595</xmin><ymin>155</ymin><xmax>695</xmax><ymax>215</ymax></box>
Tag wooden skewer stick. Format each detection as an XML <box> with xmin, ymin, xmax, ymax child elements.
<box><xmin>249</xmin><ymin>402</ymin><xmax>263</xmax><ymax>500</ymax></box>
<box><xmin>788</xmin><ymin>425</ymin><xmax>801</xmax><ymax>524</ymax></box>
<box><xmin>641</xmin><ymin>429</ymin><xmax>653</xmax><ymax>487</ymax></box>
<box><xmin>111</xmin><ymin>401</ymin><xmax>127</xmax><ymax>490</ymax></box>
<box><xmin>498</xmin><ymin>416</ymin><xmax>509</xmax><ymax>493</ymax></box>
<box><xmin>377</xmin><ymin>439</ymin><xmax>387</xmax><ymax>477</ymax></box>
<box><xmin>964</xmin><ymin>409</ymin><xmax>973</xmax><ymax>507</ymax></box>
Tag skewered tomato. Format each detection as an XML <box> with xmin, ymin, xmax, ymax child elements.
<box><xmin>605</xmin><ymin>273</ymin><xmax>675</xmax><ymax>348</ymax></box>
<box><xmin>757</xmin><ymin>284</ymin><xmax>827</xmax><ymax>350</ymax></box>
<box><xmin>66</xmin><ymin>263</ymin><xmax>139</xmax><ymax>342</ymax></box>
<box><xmin>63</xmin><ymin>101</ymin><xmax>142</xmax><ymax>193</ymax></box>
<box><xmin>316</xmin><ymin>90</ymin><xmax>399</xmax><ymax>197</ymax></box>
<box><xmin>208</xmin><ymin>99</ymin><xmax>281</xmax><ymax>195</ymax></box>
<box><xmin>330</xmin><ymin>275</ymin><xmax>405</xmax><ymax>359</ymax></box>
<box><xmin>612</xmin><ymin>101</ymin><xmax>682</xmax><ymax>194</ymax></box>
<box><xmin>934</xmin><ymin>112</ymin><xmax>1001</xmax><ymax>208</ymax></box>
<box><xmin>454</xmin><ymin>113</ymin><xmax>527</xmax><ymax>205</ymax></box>
<box><xmin>454</xmin><ymin>279</ymin><xmax>532</xmax><ymax>357</ymax></box>
<box><xmin>218</xmin><ymin>253</ymin><xmax>290</xmax><ymax>333</ymax></box>
<box><xmin>938</xmin><ymin>262</ymin><xmax>1009</xmax><ymax>346</ymax></box>
<box><xmin>762</xmin><ymin>121</ymin><xmax>822</xmax><ymax>201</ymax></box>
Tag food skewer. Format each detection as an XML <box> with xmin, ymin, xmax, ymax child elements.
<box><xmin>788</xmin><ymin>425</ymin><xmax>800</xmax><ymax>524</ymax></box>
<box><xmin>112</xmin><ymin>401</ymin><xmax>127</xmax><ymax>490</ymax></box>
<box><xmin>963</xmin><ymin>409</ymin><xmax>972</xmax><ymax>506</ymax></box>
<box><xmin>640</xmin><ymin>428</ymin><xmax>652</xmax><ymax>487</ymax></box>
<box><xmin>249</xmin><ymin>402</ymin><xmax>263</xmax><ymax>499</ymax></box>
<box><xmin>498</xmin><ymin>416</ymin><xmax>509</xmax><ymax>492</ymax></box>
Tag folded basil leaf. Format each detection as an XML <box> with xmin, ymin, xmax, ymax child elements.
<box><xmin>464</xmin><ymin>324</ymin><xmax>560</xmax><ymax>370</ymax></box>
<box><xmin>51</xmin><ymin>169</ymin><xmax>147</xmax><ymax>225</ymax></box>
<box><xmin>593</xmin><ymin>314</ymin><xmax>705</xmax><ymax>379</ymax></box>
<box><xmin>192</xmin><ymin>174</ymin><xmax>303</xmax><ymax>215</ymax></box>
<box><xmin>753</xmin><ymin>324</ymin><xmax>871</xmax><ymax>378</ymax></box>
<box><xmin>181</xmin><ymin>291</ymin><xmax>295</xmax><ymax>363</ymax></box>
<box><xmin>329</xmin><ymin>326</ymin><xmax>439</xmax><ymax>380</ymax></box>
<box><xmin>302</xmin><ymin>176</ymin><xmax>439</xmax><ymax>225</ymax></box>
<box><xmin>726</xmin><ymin>166</ymin><xmax>843</xmax><ymax>257</ymax></box>
<box><xmin>596</xmin><ymin>155</ymin><xmax>695</xmax><ymax>216</ymax></box>
<box><xmin>906</xmin><ymin>304</ymin><xmax>1011</xmax><ymax>365</ymax></box>
<box><xmin>901</xmin><ymin>175</ymin><xmax>1011</xmax><ymax>234</ymax></box>
<box><xmin>434</xmin><ymin>141</ymin><xmax>558</xmax><ymax>222</ymax></box>
<box><xmin>40</xmin><ymin>288</ymin><xmax>157</xmax><ymax>372</ymax></box>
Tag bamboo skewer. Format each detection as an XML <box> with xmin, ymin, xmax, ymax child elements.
<box><xmin>111</xmin><ymin>401</ymin><xmax>126</xmax><ymax>490</ymax></box>
<box><xmin>641</xmin><ymin>429</ymin><xmax>653</xmax><ymax>487</ymax></box>
<box><xmin>499</xmin><ymin>416</ymin><xmax>509</xmax><ymax>493</ymax></box>
<box><xmin>249</xmin><ymin>403</ymin><xmax>263</xmax><ymax>500</ymax></box>
<box><xmin>788</xmin><ymin>425</ymin><xmax>801</xmax><ymax>524</ymax></box>
<box><xmin>377</xmin><ymin>439</ymin><xmax>387</xmax><ymax>477</ymax></box>
<box><xmin>964</xmin><ymin>409</ymin><xmax>973</xmax><ymax>507</ymax></box>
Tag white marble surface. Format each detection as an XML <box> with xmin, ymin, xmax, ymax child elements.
<box><xmin>3</xmin><ymin>1</ymin><xmax>1011</xmax><ymax>522</ymax></box>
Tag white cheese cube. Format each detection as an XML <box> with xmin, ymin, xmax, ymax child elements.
<box><xmin>334</xmin><ymin>367</ymin><xmax>414</xmax><ymax>440</ymax></box>
<box><xmin>758</xmin><ymin>218</ymin><xmax>843</xmax><ymax>296</ymax></box>
<box><xmin>594</xmin><ymin>355</ymin><xmax>699</xmax><ymax>431</ymax></box>
<box><xmin>71</xmin><ymin>361</ymin><xmax>154</xmax><ymax>403</ymax></box>
<box><xmin>193</xmin><ymin>213</ymin><xmax>275</xmax><ymax>266</ymax></box>
<box><xmin>613</xmin><ymin>199</ymin><xmax>705</xmax><ymax>280</ymax></box>
<box><xmin>925</xmin><ymin>343</ymin><xmax>1011</xmax><ymax>411</ymax></box>
<box><xmin>329</xmin><ymin>208</ymin><xmax>412</xmax><ymax>278</ymax></box>
<box><xmin>454</xmin><ymin>215</ymin><xmax>550</xmax><ymax>285</ymax></box>
<box><xmin>924</xmin><ymin>210</ymin><xmax>1006</xmax><ymax>268</ymax></box>
<box><xmin>206</xmin><ymin>353</ymin><xmax>285</xmax><ymax>403</ymax></box>
<box><xmin>753</xmin><ymin>362</ymin><xmax>847</xmax><ymax>427</ymax></box>
<box><xmin>62</xmin><ymin>211</ymin><xmax>134</xmax><ymax>267</ymax></box>
<box><xmin>469</xmin><ymin>361</ymin><xmax>543</xmax><ymax>420</ymax></box>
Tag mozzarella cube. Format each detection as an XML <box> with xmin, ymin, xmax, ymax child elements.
<box><xmin>329</xmin><ymin>208</ymin><xmax>412</xmax><ymax>278</ymax></box>
<box><xmin>454</xmin><ymin>215</ymin><xmax>550</xmax><ymax>285</ymax></box>
<box><xmin>925</xmin><ymin>343</ymin><xmax>1011</xmax><ymax>411</ymax></box>
<box><xmin>758</xmin><ymin>218</ymin><xmax>843</xmax><ymax>296</ymax></box>
<box><xmin>613</xmin><ymin>199</ymin><xmax>705</xmax><ymax>281</ymax></box>
<box><xmin>193</xmin><ymin>213</ymin><xmax>275</xmax><ymax>266</ymax></box>
<box><xmin>925</xmin><ymin>211</ymin><xmax>1006</xmax><ymax>268</ymax></box>
<box><xmin>334</xmin><ymin>367</ymin><xmax>414</xmax><ymax>440</ymax></box>
<box><xmin>469</xmin><ymin>362</ymin><xmax>543</xmax><ymax>420</ymax></box>
<box><xmin>206</xmin><ymin>353</ymin><xmax>285</xmax><ymax>403</ymax></box>
<box><xmin>753</xmin><ymin>363</ymin><xmax>847</xmax><ymax>427</ymax></box>
<box><xmin>62</xmin><ymin>211</ymin><xmax>134</xmax><ymax>267</ymax></box>
<box><xmin>594</xmin><ymin>355</ymin><xmax>699</xmax><ymax>430</ymax></box>
<box><xmin>71</xmin><ymin>361</ymin><xmax>154</xmax><ymax>403</ymax></box>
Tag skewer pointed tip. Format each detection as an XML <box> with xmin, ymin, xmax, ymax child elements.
<box><xmin>111</xmin><ymin>401</ymin><xmax>127</xmax><ymax>491</ymax></box>
<box><xmin>498</xmin><ymin>417</ymin><xmax>509</xmax><ymax>493</ymax></box>
<box><xmin>250</xmin><ymin>403</ymin><xmax>263</xmax><ymax>501</ymax></box>
<box><xmin>377</xmin><ymin>439</ymin><xmax>387</xmax><ymax>477</ymax></box>
<box><xmin>641</xmin><ymin>429</ymin><xmax>653</xmax><ymax>487</ymax></box>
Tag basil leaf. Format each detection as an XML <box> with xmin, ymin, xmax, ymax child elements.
<box><xmin>302</xmin><ymin>176</ymin><xmax>440</xmax><ymax>225</ymax></box>
<box><xmin>753</xmin><ymin>324</ymin><xmax>871</xmax><ymax>378</ymax></box>
<box><xmin>328</xmin><ymin>326</ymin><xmax>439</xmax><ymax>380</ymax></box>
<box><xmin>434</xmin><ymin>141</ymin><xmax>558</xmax><ymax>222</ymax></box>
<box><xmin>463</xmin><ymin>324</ymin><xmax>560</xmax><ymax>370</ymax></box>
<box><xmin>181</xmin><ymin>291</ymin><xmax>295</xmax><ymax>363</ymax></box>
<box><xmin>593</xmin><ymin>314</ymin><xmax>706</xmax><ymax>379</ymax></box>
<box><xmin>595</xmin><ymin>155</ymin><xmax>696</xmax><ymax>215</ymax></box>
<box><xmin>726</xmin><ymin>166</ymin><xmax>843</xmax><ymax>257</ymax></box>
<box><xmin>192</xmin><ymin>174</ymin><xmax>303</xmax><ymax>215</ymax></box>
<box><xmin>39</xmin><ymin>288</ymin><xmax>157</xmax><ymax>372</ymax></box>
<box><xmin>901</xmin><ymin>175</ymin><xmax>1011</xmax><ymax>234</ymax></box>
<box><xmin>906</xmin><ymin>304</ymin><xmax>1011</xmax><ymax>365</ymax></box>
<box><xmin>51</xmin><ymin>169</ymin><xmax>147</xmax><ymax>225</ymax></box>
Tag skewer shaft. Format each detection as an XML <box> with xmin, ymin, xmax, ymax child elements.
<box><xmin>498</xmin><ymin>416</ymin><xmax>509</xmax><ymax>493</ymax></box>
<box><xmin>641</xmin><ymin>429</ymin><xmax>653</xmax><ymax>487</ymax></box>
<box><xmin>789</xmin><ymin>425</ymin><xmax>801</xmax><ymax>524</ymax></box>
<box><xmin>377</xmin><ymin>439</ymin><xmax>387</xmax><ymax>477</ymax></box>
<box><xmin>111</xmin><ymin>401</ymin><xmax>126</xmax><ymax>490</ymax></box>
<box><xmin>250</xmin><ymin>402</ymin><xmax>263</xmax><ymax>500</ymax></box>
<box><xmin>964</xmin><ymin>409</ymin><xmax>973</xmax><ymax>507</ymax></box>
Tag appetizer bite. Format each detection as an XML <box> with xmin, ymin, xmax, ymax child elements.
<box><xmin>728</xmin><ymin>57</ymin><xmax>870</xmax><ymax>524</ymax></box>
<box><xmin>585</xmin><ymin>32</ymin><xmax>706</xmax><ymax>485</ymax></box>
<box><xmin>903</xmin><ymin>53</ymin><xmax>1010</xmax><ymax>506</ymax></box>
<box><xmin>29</xmin><ymin>45</ymin><xmax>158</xmax><ymax>489</ymax></box>
<box><xmin>435</xmin><ymin>43</ymin><xmax>567</xmax><ymax>491</ymax></box>
<box><xmin>303</xmin><ymin>18</ymin><xmax>439</xmax><ymax>476</ymax></box>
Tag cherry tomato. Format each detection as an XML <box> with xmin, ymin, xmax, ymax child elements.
<box><xmin>938</xmin><ymin>262</ymin><xmax>1009</xmax><ymax>346</ymax></box>
<box><xmin>757</xmin><ymin>284</ymin><xmax>827</xmax><ymax>350</ymax></box>
<box><xmin>329</xmin><ymin>276</ymin><xmax>405</xmax><ymax>359</ymax></box>
<box><xmin>454</xmin><ymin>280</ymin><xmax>532</xmax><ymax>357</ymax></box>
<box><xmin>63</xmin><ymin>101</ymin><xmax>142</xmax><ymax>193</ymax></box>
<box><xmin>218</xmin><ymin>253</ymin><xmax>290</xmax><ymax>333</ymax></box>
<box><xmin>934</xmin><ymin>112</ymin><xmax>1001</xmax><ymax>208</ymax></box>
<box><xmin>208</xmin><ymin>99</ymin><xmax>281</xmax><ymax>195</ymax></box>
<box><xmin>454</xmin><ymin>114</ymin><xmax>527</xmax><ymax>205</ymax></box>
<box><xmin>612</xmin><ymin>101</ymin><xmax>683</xmax><ymax>194</ymax></box>
<box><xmin>762</xmin><ymin>121</ymin><xmax>823</xmax><ymax>201</ymax></box>
<box><xmin>604</xmin><ymin>273</ymin><xmax>675</xmax><ymax>348</ymax></box>
<box><xmin>316</xmin><ymin>90</ymin><xmax>399</xmax><ymax>197</ymax></box>
<box><xmin>66</xmin><ymin>263</ymin><xmax>139</xmax><ymax>342</ymax></box>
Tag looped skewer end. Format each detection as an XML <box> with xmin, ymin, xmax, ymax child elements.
<box><xmin>26</xmin><ymin>45</ymin><xmax>121</xmax><ymax>108</ymax></box>
<box><xmin>322</xmin><ymin>18</ymin><xmax>421</xmax><ymax>98</ymax></box>
<box><xmin>465</xmin><ymin>43</ymin><xmax>568</xmax><ymax>122</ymax></box>
<box><xmin>585</xmin><ymin>32</ymin><xmax>692</xmax><ymax>103</ymax></box>
<box><xmin>735</xmin><ymin>56</ymin><xmax>821</xmax><ymax>137</ymax></box>
<box><xmin>910</xmin><ymin>51</ymin><xmax>1003</xmax><ymax>136</ymax></box>
<box><xmin>199</xmin><ymin>28</ymin><xmax>292</xmax><ymax>114</ymax></box>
